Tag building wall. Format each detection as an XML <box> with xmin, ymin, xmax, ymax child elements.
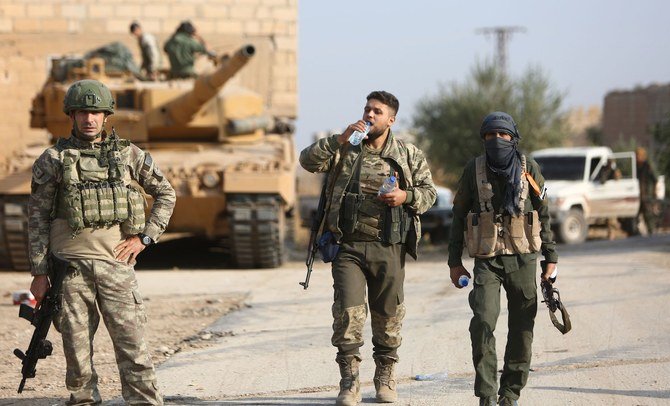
<box><xmin>0</xmin><ymin>0</ymin><xmax>298</xmax><ymax>165</ymax></box>
<box><xmin>602</xmin><ymin>84</ymin><xmax>670</xmax><ymax>150</ymax></box>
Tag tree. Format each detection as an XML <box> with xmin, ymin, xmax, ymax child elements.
<box><xmin>412</xmin><ymin>61</ymin><xmax>569</xmax><ymax>187</ymax></box>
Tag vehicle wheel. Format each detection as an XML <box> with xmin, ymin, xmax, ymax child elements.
<box><xmin>228</xmin><ymin>194</ymin><xmax>285</xmax><ymax>269</ymax></box>
<box><xmin>0</xmin><ymin>196</ymin><xmax>30</xmax><ymax>271</ymax></box>
<box><xmin>557</xmin><ymin>208</ymin><xmax>587</xmax><ymax>244</ymax></box>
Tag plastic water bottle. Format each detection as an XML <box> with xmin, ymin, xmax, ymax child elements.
<box><xmin>458</xmin><ymin>275</ymin><xmax>470</xmax><ymax>288</ymax></box>
<box><xmin>414</xmin><ymin>370</ymin><xmax>449</xmax><ymax>381</ymax></box>
<box><xmin>348</xmin><ymin>121</ymin><xmax>371</xmax><ymax>146</ymax></box>
<box><xmin>378</xmin><ymin>175</ymin><xmax>397</xmax><ymax>196</ymax></box>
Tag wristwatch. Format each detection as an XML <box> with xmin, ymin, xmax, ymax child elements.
<box><xmin>138</xmin><ymin>233</ymin><xmax>154</xmax><ymax>246</ymax></box>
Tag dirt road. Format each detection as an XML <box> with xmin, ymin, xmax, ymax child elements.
<box><xmin>1</xmin><ymin>234</ymin><xmax>669</xmax><ymax>405</ymax></box>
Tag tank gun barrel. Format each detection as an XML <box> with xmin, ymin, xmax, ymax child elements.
<box><xmin>166</xmin><ymin>44</ymin><xmax>256</xmax><ymax>125</ymax></box>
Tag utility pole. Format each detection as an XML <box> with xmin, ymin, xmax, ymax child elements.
<box><xmin>476</xmin><ymin>26</ymin><xmax>526</xmax><ymax>76</ymax></box>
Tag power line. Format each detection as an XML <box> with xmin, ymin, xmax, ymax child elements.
<box><xmin>476</xmin><ymin>26</ymin><xmax>526</xmax><ymax>76</ymax></box>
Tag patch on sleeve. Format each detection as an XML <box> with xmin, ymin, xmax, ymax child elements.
<box><xmin>140</xmin><ymin>152</ymin><xmax>154</xmax><ymax>180</ymax></box>
<box><xmin>152</xmin><ymin>166</ymin><xmax>164</xmax><ymax>182</ymax></box>
<box><xmin>32</xmin><ymin>161</ymin><xmax>52</xmax><ymax>185</ymax></box>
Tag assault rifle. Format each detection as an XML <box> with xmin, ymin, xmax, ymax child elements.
<box><xmin>14</xmin><ymin>254</ymin><xmax>70</xmax><ymax>393</ymax></box>
<box><xmin>300</xmin><ymin>174</ymin><xmax>329</xmax><ymax>290</ymax></box>
<box><xmin>540</xmin><ymin>261</ymin><xmax>572</xmax><ymax>334</ymax></box>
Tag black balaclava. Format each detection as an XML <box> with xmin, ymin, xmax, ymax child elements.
<box><xmin>480</xmin><ymin>111</ymin><xmax>523</xmax><ymax>215</ymax></box>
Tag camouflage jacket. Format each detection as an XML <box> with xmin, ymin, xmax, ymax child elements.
<box><xmin>28</xmin><ymin>135</ymin><xmax>176</xmax><ymax>275</ymax></box>
<box><xmin>448</xmin><ymin>154</ymin><xmax>558</xmax><ymax>267</ymax></box>
<box><xmin>299</xmin><ymin>131</ymin><xmax>436</xmax><ymax>259</ymax></box>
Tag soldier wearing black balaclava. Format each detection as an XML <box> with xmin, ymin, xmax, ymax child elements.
<box><xmin>447</xmin><ymin>112</ymin><xmax>559</xmax><ymax>406</ymax></box>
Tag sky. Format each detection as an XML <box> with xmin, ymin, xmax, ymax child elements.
<box><xmin>295</xmin><ymin>0</ymin><xmax>670</xmax><ymax>150</ymax></box>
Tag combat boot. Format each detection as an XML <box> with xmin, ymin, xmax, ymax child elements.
<box><xmin>336</xmin><ymin>355</ymin><xmax>361</xmax><ymax>406</ymax></box>
<box><xmin>373</xmin><ymin>357</ymin><xmax>397</xmax><ymax>403</ymax></box>
<box><xmin>498</xmin><ymin>396</ymin><xmax>519</xmax><ymax>406</ymax></box>
<box><xmin>479</xmin><ymin>396</ymin><xmax>497</xmax><ymax>406</ymax></box>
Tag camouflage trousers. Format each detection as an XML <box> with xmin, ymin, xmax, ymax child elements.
<box><xmin>53</xmin><ymin>258</ymin><xmax>163</xmax><ymax>405</ymax></box>
<box><xmin>331</xmin><ymin>241</ymin><xmax>406</xmax><ymax>360</ymax></box>
<box><xmin>469</xmin><ymin>253</ymin><xmax>537</xmax><ymax>400</ymax></box>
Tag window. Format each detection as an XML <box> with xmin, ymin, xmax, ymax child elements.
<box><xmin>534</xmin><ymin>156</ymin><xmax>586</xmax><ymax>181</ymax></box>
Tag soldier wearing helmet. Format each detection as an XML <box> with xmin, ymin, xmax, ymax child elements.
<box><xmin>28</xmin><ymin>79</ymin><xmax>175</xmax><ymax>405</ymax></box>
<box><xmin>448</xmin><ymin>112</ymin><xmax>559</xmax><ymax>406</ymax></box>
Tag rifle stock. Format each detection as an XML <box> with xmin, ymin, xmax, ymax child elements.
<box><xmin>14</xmin><ymin>254</ymin><xmax>71</xmax><ymax>393</ymax></box>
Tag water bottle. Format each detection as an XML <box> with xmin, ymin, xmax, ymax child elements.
<box><xmin>414</xmin><ymin>370</ymin><xmax>449</xmax><ymax>381</ymax></box>
<box><xmin>348</xmin><ymin>121</ymin><xmax>371</xmax><ymax>146</ymax></box>
<box><xmin>458</xmin><ymin>275</ymin><xmax>470</xmax><ymax>288</ymax></box>
<box><xmin>378</xmin><ymin>175</ymin><xmax>397</xmax><ymax>196</ymax></box>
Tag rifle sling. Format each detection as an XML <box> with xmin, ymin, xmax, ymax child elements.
<box><xmin>548</xmin><ymin>298</ymin><xmax>572</xmax><ymax>334</ymax></box>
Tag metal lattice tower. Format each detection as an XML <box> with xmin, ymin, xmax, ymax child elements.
<box><xmin>476</xmin><ymin>26</ymin><xmax>526</xmax><ymax>76</ymax></box>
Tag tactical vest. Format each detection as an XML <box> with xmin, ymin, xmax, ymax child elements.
<box><xmin>464</xmin><ymin>155</ymin><xmax>542</xmax><ymax>257</ymax></box>
<box><xmin>339</xmin><ymin>146</ymin><xmax>410</xmax><ymax>244</ymax></box>
<box><xmin>55</xmin><ymin>136</ymin><xmax>146</xmax><ymax>235</ymax></box>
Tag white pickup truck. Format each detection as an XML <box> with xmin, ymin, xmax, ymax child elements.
<box><xmin>530</xmin><ymin>146</ymin><xmax>643</xmax><ymax>244</ymax></box>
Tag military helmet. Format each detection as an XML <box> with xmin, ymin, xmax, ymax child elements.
<box><xmin>62</xmin><ymin>79</ymin><xmax>115</xmax><ymax>115</ymax></box>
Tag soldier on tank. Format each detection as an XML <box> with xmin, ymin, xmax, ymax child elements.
<box><xmin>299</xmin><ymin>91</ymin><xmax>436</xmax><ymax>405</ymax></box>
<box><xmin>28</xmin><ymin>79</ymin><xmax>176</xmax><ymax>405</ymax></box>
<box><xmin>163</xmin><ymin>20</ymin><xmax>217</xmax><ymax>79</ymax></box>
<box><xmin>448</xmin><ymin>112</ymin><xmax>558</xmax><ymax>406</ymax></box>
<box><xmin>130</xmin><ymin>21</ymin><xmax>161</xmax><ymax>81</ymax></box>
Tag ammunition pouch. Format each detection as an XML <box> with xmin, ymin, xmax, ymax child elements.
<box><xmin>383</xmin><ymin>205</ymin><xmax>409</xmax><ymax>244</ymax></box>
<box><xmin>341</xmin><ymin>192</ymin><xmax>363</xmax><ymax>235</ymax></box>
<box><xmin>340</xmin><ymin>191</ymin><xmax>410</xmax><ymax>244</ymax></box>
<box><xmin>465</xmin><ymin>211</ymin><xmax>497</xmax><ymax>257</ymax></box>
<box><xmin>465</xmin><ymin>210</ymin><xmax>541</xmax><ymax>257</ymax></box>
<box><xmin>121</xmin><ymin>186</ymin><xmax>146</xmax><ymax>235</ymax></box>
<box><xmin>57</xmin><ymin>140</ymin><xmax>144</xmax><ymax>235</ymax></box>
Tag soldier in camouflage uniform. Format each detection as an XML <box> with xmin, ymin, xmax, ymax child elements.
<box><xmin>448</xmin><ymin>112</ymin><xmax>558</xmax><ymax>406</ymax></box>
<box><xmin>28</xmin><ymin>79</ymin><xmax>175</xmax><ymax>405</ymax></box>
<box><xmin>300</xmin><ymin>91</ymin><xmax>436</xmax><ymax>405</ymax></box>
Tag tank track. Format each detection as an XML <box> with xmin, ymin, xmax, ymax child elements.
<box><xmin>0</xmin><ymin>195</ymin><xmax>31</xmax><ymax>271</ymax></box>
<box><xmin>227</xmin><ymin>194</ymin><xmax>285</xmax><ymax>269</ymax></box>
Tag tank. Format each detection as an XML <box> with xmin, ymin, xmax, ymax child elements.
<box><xmin>0</xmin><ymin>43</ymin><xmax>296</xmax><ymax>270</ymax></box>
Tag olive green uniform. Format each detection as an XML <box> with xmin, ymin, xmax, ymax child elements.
<box><xmin>29</xmin><ymin>134</ymin><xmax>176</xmax><ymax>405</ymax></box>
<box><xmin>448</xmin><ymin>155</ymin><xmax>558</xmax><ymax>401</ymax></box>
<box><xmin>300</xmin><ymin>132</ymin><xmax>436</xmax><ymax>362</ymax></box>
<box><xmin>163</xmin><ymin>32</ymin><xmax>208</xmax><ymax>79</ymax></box>
<box><xmin>637</xmin><ymin>160</ymin><xmax>658</xmax><ymax>234</ymax></box>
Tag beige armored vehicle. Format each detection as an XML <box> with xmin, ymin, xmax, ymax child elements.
<box><xmin>0</xmin><ymin>43</ymin><xmax>296</xmax><ymax>270</ymax></box>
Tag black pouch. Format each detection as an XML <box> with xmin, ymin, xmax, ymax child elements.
<box><xmin>318</xmin><ymin>231</ymin><xmax>340</xmax><ymax>263</ymax></box>
<box><xmin>383</xmin><ymin>205</ymin><xmax>402</xmax><ymax>244</ymax></box>
<box><xmin>341</xmin><ymin>192</ymin><xmax>360</xmax><ymax>234</ymax></box>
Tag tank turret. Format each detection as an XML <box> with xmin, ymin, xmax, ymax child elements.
<box><xmin>1</xmin><ymin>42</ymin><xmax>297</xmax><ymax>271</ymax></box>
